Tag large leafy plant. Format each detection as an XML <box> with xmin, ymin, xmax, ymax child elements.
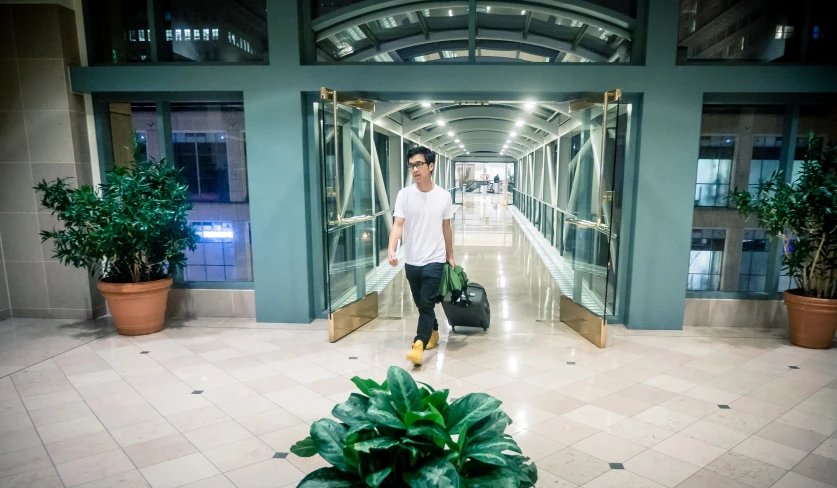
<box><xmin>291</xmin><ymin>366</ymin><xmax>537</xmax><ymax>487</ymax></box>
<box><xmin>35</xmin><ymin>134</ymin><xmax>198</xmax><ymax>283</ymax></box>
<box><xmin>732</xmin><ymin>131</ymin><xmax>837</xmax><ymax>298</ymax></box>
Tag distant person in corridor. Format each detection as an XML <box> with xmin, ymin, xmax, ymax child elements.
<box><xmin>388</xmin><ymin>146</ymin><xmax>455</xmax><ymax>366</ymax></box>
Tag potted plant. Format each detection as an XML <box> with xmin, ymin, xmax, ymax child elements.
<box><xmin>291</xmin><ymin>365</ymin><xmax>538</xmax><ymax>487</ymax></box>
<box><xmin>35</xmin><ymin>134</ymin><xmax>198</xmax><ymax>336</ymax></box>
<box><xmin>732</xmin><ymin>131</ymin><xmax>837</xmax><ymax>348</ymax></box>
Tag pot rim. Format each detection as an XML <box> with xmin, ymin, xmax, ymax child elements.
<box><xmin>97</xmin><ymin>277</ymin><xmax>173</xmax><ymax>293</ymax></box>
<box><xmin>784</xmin><ymin>289</ymin><xmax>837</xmax><ymax>305</ymax></box>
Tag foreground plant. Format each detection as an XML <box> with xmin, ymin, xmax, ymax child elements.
<box><xmin>291</xmin><ymin>366</ymin><xmax>537</xmax><ymax>487</ymax></box>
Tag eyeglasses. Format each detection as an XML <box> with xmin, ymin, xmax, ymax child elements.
<box><xmin>407</xmin><ymin>162</ymin><xmax>427</xmax><ymax>171</ymax></box>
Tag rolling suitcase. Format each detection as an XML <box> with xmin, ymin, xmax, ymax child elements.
<box><xmin>442</xmin><ymin>282</ymin><xmax>491</xmax><ymax>332</ymax></box>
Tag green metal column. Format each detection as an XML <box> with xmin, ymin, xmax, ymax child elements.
<box><xmin>625</xmin><ymin>89</ymin><xmax>703</xmax><ymax>329</ymax></box>
<box><xmin>623</xmin><ymin>0</ymin><xmax>703</xmax><ymax>329</ymax></box>
<box><xmin>244</xmin><ymin>90</ymin><xmax>314</xmax><ymax>322</ymax></box>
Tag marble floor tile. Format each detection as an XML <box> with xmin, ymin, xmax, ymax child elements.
<box><xmin>122</xmin><ymin>433</ymin><xmax>198</xmax><ymax>468</ymax></box>
<box><xmin>593</xmin><ymin>393</ymin><xmax>654</xmax><ymax>417</ymax></box>
<box><xmin>225</xmin><ymin>459</ymin><xmax>304</xmax><ymax>488</ymax></box>
<box><xmin>633</xmin><ymin>406</ymin><xmax>699</xmax><ymax>432</ymax></box>
<box><xmin>139</xmin><ymin>453</ymin><xmax>220</xmax><ymax>488</ymax></box>
<box><xmin>651</xmin><ymin>433</ymin><xmax>727</xmax><ymax>467</ymax></box>
<box><xmin>55</xmin><ymin>449</ymin><xmax>135</xmax><ymax>487</ymax></box>
<box><xmin>792</xmin><ymin>454</ymin><xmax>837</xmax><ymax>486</ymax></box>
<box><xmin>571</xmin><ymin>431</ymin><xmax>645</xmax><ymax>463</ymax></box>
<box><xmin>109</xmin><ymin>418</ymin><xmax>178</xmax><ymax>448</ymax></box>
<box><xmin>706</xmin><ymin>452</ymin><xmax>787</xmax><ymax>488</ymax></box>
<box><xmin>583</xmin><ymin>469</ymin><xmax>666</xmax><ymax>488</ymax></box>
<box><xmin>539</xmin><ymin>448</ymin><xmax>610</xmax><ymax>486</ymax></box>
<box><xmin>182</xmin><ymin>421</ymin><xmax>253</xmax><ymax>451</ymax></box>
<box><xmin>0</xmin><ymin>466</ymin><xmax>65</xmax><ymax>488</ymax></box>
<box><xmin>732</xmin><ymin>435</ymin><xmax>809</xmax><ymax>470</ymax></box>
<box><xmin>45</xmin><ymin>431</ymin><xmax>119</xmax><ymax>465</ymax></box>
<box><xmin>511</xmin><ymin>429</ymin><xmax>565</xmax><ymax>462</ymax></box>
<box><xmin>537</xmin><ymin>417</ymin><xmax>599</xmax><ymax>445</ymax></box>
<box><xmin>563</xmin><ymin>404</ymin><xmax>627</xmax><ymax>431</ymax></box>
<box><xmin>679</xmin><ymin>420</ymin><xmax>750</xmax><ymax>450</ymax></box>
<box><xmin>624</xmin><ymin>449</ymin><xmax>701</xmax><ymax>487</ymax></box>
<box><xmin>755</xmin><ymin>421</ymin><xmax>829</xmax><ymax>452</ymax></box>
<box><xmin>675</xmin><ymin>469</ymin><xmax>752</xmax><ymax>488</ymax></box>
<box><xmin>771</xmin><ymin>471</ymin><xmax>836</xmax><ymax>488</ymax></box>
<box><xmin>202</xmin><ymin>437</ymin><xmax>275</xmax><ymax>472</ymax></box>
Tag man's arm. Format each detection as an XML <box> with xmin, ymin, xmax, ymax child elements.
<box><xmin>388</xmin><ymin>217</ymin><xmax>405</xmax><ymax>266</ymax></box>
<box><xmin>443</xmin><ymin>219</ymin><xmax>454</xmax><ymax>268</ymax></box>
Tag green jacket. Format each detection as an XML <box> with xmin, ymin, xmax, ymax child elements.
<box><xmin>438</xmin><ymin>264</ymin><xmax>468</xmax><ymax>299</ymax></box>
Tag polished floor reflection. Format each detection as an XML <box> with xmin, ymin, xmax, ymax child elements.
<box><xmin>0</xmin><ymin>195</ymin><xmax>836</xmax><ymax>487</ymax></box>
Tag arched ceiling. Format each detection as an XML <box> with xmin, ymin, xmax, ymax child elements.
<box><xmin>376</xmin><ymin>100</ymin><xmax>574</xmax><ymax>159</ymax></box>
<box><xmin>313</xmin><ymin>0</ymin><xmax>635</xmax><ymax>64</ymax></box>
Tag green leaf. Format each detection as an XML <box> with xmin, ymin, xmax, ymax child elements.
<box><xmin>290</xmin><ymin>437</ymin><xmax>318</xmax><ymax>458</ymax></box>
<box><xmin>311</xmin><ymin>419</ymin><xmax>350</xmax><ymax>472</ymax></box>
<box><xmin>332</xmin><ymin>393</ymin><xmax>370</xmax><ymax>426</ymax></box>
<box><xmin>365</xmin><ymin>467</ymin><xmax>392</xmax><ymax>487</ymax></box>
<box><xmin>353</xmin><ymin>437</ymin><xmax>400</xmax><ymax>453</ymax></box>
<box><xmin>466</xmin><ymin>411</ymin><xmax>512</xmax><ymax>444</ymax></box>
<box><xmin>446</xmin><ymin>393</ymin><xmax>502</xmax><ymax>434</ymax></box>
<box><xmin>457</xmin><ymin>424</ymin><xmax>467</xmax><ymax>453</ymax></box>
<box><xmin>297</xmin><ymin>467</ymin><xmax>363</xmax><ymax>488</ymax></box>
<box><xmin>387</xmin><ymin>366</ymin><xmax>422</xmax><ymax>414</ymax></box>
<box><xmin>367</xmin><ymin>394</ymin><xmax>406</xmax><ymax>430</ymax></box>
<box><xmin>404</xmin><ymin>409</ymin><xmax>444</xmax><ymax>428</ymax></box>
<box><xmin>403</xmin><ymin>458</ymin><xmax>461</xmax><ymax>488</ymax></box>
<box><xmin>407</xmin><ymin>423</ymin><xmax>457</xmax><ymax>450</ymax></box>
<box><xmin>462</xmin><ymin>436</ymin><xmax>521</xmax><ymax>462</ymax></box>
<box><xmin>422</xmin><ymin>390</ymin><xmax>449</xmax><ymax>414</ymax></box>
<box><xmin>351</xmin><ymin>377</ymin><xmax>383</xmax><ymax>397</ymax></box>
<box><xmin>417</xmin><ymin>381</ymin><xmax>436</xmax><ymax>393</ymax></box>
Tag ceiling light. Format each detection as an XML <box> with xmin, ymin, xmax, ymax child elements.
<box><xmin>447</xmin><ymin>131</ymin><xmax>454</xmax><ymax>136</ymax></box>
<box><xmin>506</xmin><ymin>139</ymin><xmax>511</xmax><ymax>143</ymax></box>
<box><xmin>503</xmin><ymin>144</ymin><xmax>508</xmax><ymax>148</ymax></box>
<box><xmin>524</xmin><ymin>101</ymin><xmax>536</xmax><ymax>111</ymax></box>
<box><xmin>510</xmin><ymin>132</ymin><xmax>517</xmax><ymax>137</ymax></box>
<box><xmin>437</xmin><ymin>119</ymin><xmax>446</xmax><ymax>126</ymax></box>
<box><xmin>466</xmin><ymin>151</ymin><xmax>470</xmax><ymax>154</ymax></box>
<box><xmin>459</xmin><ymin>144</ymin><xmax>464</xmax><ymax>148</ymax></box>
<box><xmin>521</xmin><ymin>10</ymin><xmax>526</xmax><ymax>15</ymax></box>
<box><xmin>515</xmin><ymin>119</ymin><xmax>524</xmax><ymax>127</ymax></box>
<box><xmin>449</xmin><ymin>9</ymin><xmax>453</xmax><ymax>16</ymax></box>
<box><xmin>455</xmin><ymin>139</ymin><xmax>460</xmax><ymax>143</ymax></box>
<box><xmin>421</xmin><ymin>102</ymin><xmax>431</xmax><ymax>107</ymax></box>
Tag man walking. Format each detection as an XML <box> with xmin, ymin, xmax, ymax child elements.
<box><xmin>388</xmin><ymin>146</ymin><xmax>455</xmax><ymax>366</ymax></box>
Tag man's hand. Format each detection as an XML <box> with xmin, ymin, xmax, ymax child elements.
<box><xmin>447</xmin><ymin>257</ymin><xmax>456</xmax><ymax>269</ymax></box>
<box><xmin>388</xmin><ymin>250</ymin><xmax>398</xmax><ymax>267</ymax></box>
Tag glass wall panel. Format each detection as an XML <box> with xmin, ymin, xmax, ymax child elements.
<box><xmin>170</xmin><ymin>102</ymin><xmax>252</xmax><ymax>282</ymax></box>
<box><xmin>87</xmin><ymin>0</ymin><xmax>268</xmax><ymax>64</ymax></box>
<box><xmin>158</xmin><ymin>0</ymin><xmax>268</xmax><ymax>63</ymax></box>
<box><xmin>87</xmin><ymin>0</ymin><xmax>151</xmax><ymax>64</ymax></box>
<box><xmin>678</xmin><ymin>0</ymin><xmax>836</xmax><ymax>64</ymax></box>
<box><xmin>688</xmin><ymin>229</ymin><xmax>725</xmax><ymax>291</ymax></box>
<box><xmin>310</xmin><ymin>0</ymin><xmax>635</xmax><ymax>63</ymax></box>
<box><xmin>106</xmin><ymin>102</ymin><xmax>159</xmax><ymax>168</ymax></box>
<box><xmin>739</xmin><ymin>229</ymin><xmax>769</xmax><ymax>292</ymax></box>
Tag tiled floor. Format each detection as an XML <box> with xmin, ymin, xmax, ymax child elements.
<box><xmin>1</xmin><ymin>194</ymin><xmax>836</xmax><ymax>487</ymax></box>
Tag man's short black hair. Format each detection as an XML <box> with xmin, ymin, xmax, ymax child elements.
<box><xmin>407</xmin><ymin>146</ymin><xmax>436</xmax><ymax>164</ymax></box>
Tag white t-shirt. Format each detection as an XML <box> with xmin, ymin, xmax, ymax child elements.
<box><xmin>393</xmin><ymin>184</ymin><xmax>454</xmax><ymax>266</ymax></box>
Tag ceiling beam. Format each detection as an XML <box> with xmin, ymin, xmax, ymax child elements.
<box><xmin>416</xmin><ymin>11</ymin><xmax>430</xmax><ymax>40</ymax></box>
<box><xmin>403</xmin><ymin>105</ymin><xmax>563</xmax><ymax>136</ymax></box>
<box><xmin>522</xmin><ymin>11</ymin><xmax>533</xmax><ymax>39</ymax></box>
<box><xmin>358</xmin><ymin>24</ymin><xmax>381</xmax><ymax>51</ymax></box>
<box><xmin>572</xmin><ymin>24</ymin><xmax>589</xmax><ymax>51</ymax></box>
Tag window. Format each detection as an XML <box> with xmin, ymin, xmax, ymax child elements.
<box><xmin>749</xmin><ymin>136</ymin><xmax>782</xmax><ymax>196</ymax></box>
<box><xmin>170</xmin><ymin>102</ymin><xmax>252</xmax><ymax>283</ymax></box>
<box><xmin>129</xmin><ymin>30</ymin><xmax>137</xmax><ymax>42</ymax></box>
<box><xmin>193</xmin><ymin>29</ymin><xmax>200</xmax><ymax>41</ymax></box>
<box><xmin>739</xmin><ymin>230</ymin><xmax>769</xmax><ymax>292</ymax></box>
<box><xmin>139</xmin><ymin>29</ymin><xmax>146</xmax><ymax>42</ymax></box>
<box><xmin>172</xmin><ymin>132</ymin><xmax>229</xmax><ymax>201</ymax></box>
<box><xmin>695</xmin><ymin>136</ymin><xmax>734</xmax><ymax>207</ymax></box>
<box><xmin>166</xmin><ymin>29</ymin><xmax>172</xmax><ymax>41</ymax></box>
<box><xmin>813</xmin><ymin>26</ymin><xmax>821</xmax><ymax>39</ymax></box>
<box><xmin>184</xmin><ymin>29</ymin><xmax>191</xmax><ymax>41</ymax></box>
<box><xmin>175</xmin><ymin>29</ymin><xmax>182</xmax><ymax>41</ymax></box>
<box><xmin>775</xmin><ymin>25</ymin><xmax>794</xmax><ymax>39</ymax></box>
<box><xmin>689</xmin><ymin>229</ymin><xmax>725</xmax><ymax>291</ymax></box>
<box><xmin>212</xmin><ymin>28</ymin><xmax>219</xmax><ymax>40</ymax></box>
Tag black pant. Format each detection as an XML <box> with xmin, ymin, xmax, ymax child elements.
<box><xmin>405</xmin><ymin>262</ymin><xmax>444</xmax><ymax>346</ymax></box>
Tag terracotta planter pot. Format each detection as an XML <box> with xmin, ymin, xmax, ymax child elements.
<box><xmin>784</xmin><ymin>290</ymin><xmax>837</xmax><ymax>349</ymax></box>
<box><xmin>98</xmin><ymin>278</ymin><xmax>173</xmax><ymax>336</ymax></box>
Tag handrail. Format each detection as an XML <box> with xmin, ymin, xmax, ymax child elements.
<box><xmin>511</xmin><ymin>189</ymin><xmax>617</xmax><ymax>239</ymax></box>
<box><xmin>327</xmin><ymin>209</ymin><xmax>393</xmax><ymax>234</ymax></box>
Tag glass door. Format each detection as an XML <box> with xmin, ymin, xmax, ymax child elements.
<box><xmin>559</xmin><ymin>90</ymin><xmax>624</xmax><ymax>348</ymax></box>
<box><xmin>319</xmin><ymin>88</ymin><xmax>381</xmax><ymax>342</ymax></box>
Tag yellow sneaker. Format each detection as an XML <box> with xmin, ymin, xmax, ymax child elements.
<box><xmin>406</xmin><ymin>340</ymin><xmax>425</xmax><ymax>366</ymax></box>
<box><xmin>426</xmin><ymin>330</ymin><xmax>440</xmax><ymax>350</ymax></box>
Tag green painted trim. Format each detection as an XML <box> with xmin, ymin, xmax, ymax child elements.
<box><xmin>686</xmin><ymin>291</ymin><xmax>783</xmax><ymax>301</ymax></box>
<box><xmin>173</xmin><ymin>281</ymin><xmax>255</xmax><ymax>290</ymax></box>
